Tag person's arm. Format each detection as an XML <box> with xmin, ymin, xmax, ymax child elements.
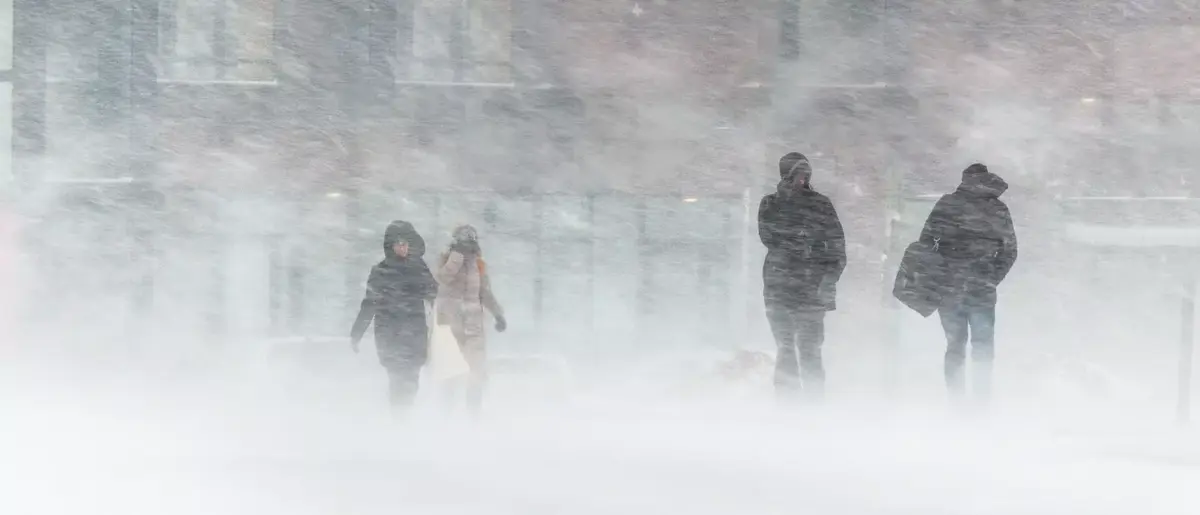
<box><xmin>350</xmin><ymin>267</ymin><xmax>381</xmax><ymax>349</ymax></box>
<box><xmin>825</xmin><ymin>199</ymin><xmax>847</xmax><ymax>283</ymax></box>
<box><xmin>435</xmin><ymin>250</ymin><xmax>465</xmax><ymax>284</ymax></box>
<box><xmin>993</xmin><ymin>203</ymin><xmax>1019</xmax><ymax>284</ymax></box>
<box><xmin>758</xmin><ymin>195</ymin><xmax>781</xmax><ymax>249</ymax></box>
<box><xmin>480</xmin><ymin>264</ymin><xmax>507</xmax><ymax>332</ymax></box>
<box><xmin>813</xmin><ymin>199</ymin><xmax>847</xmax><ymax>307</ymax></box>
<box><xmin>481</xmin><ymin>271</ymin><xmax>503</xmax><ymax>318</ymax></box>
<box><xmin>418</xmin><ymin>259</ymin><xmax>439</xmax><ymax>301</ymax></box>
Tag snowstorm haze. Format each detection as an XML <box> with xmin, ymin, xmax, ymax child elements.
<box><xmin>1</xmin><ymin>1</ymin><xmax>1198</xmax><ymax>514</ymax></box>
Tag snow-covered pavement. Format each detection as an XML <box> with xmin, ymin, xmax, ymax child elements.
<box><xmin>3</xmin><ymin>374</ymin><xmax>1197</xmax><ymax>515</ymax></box>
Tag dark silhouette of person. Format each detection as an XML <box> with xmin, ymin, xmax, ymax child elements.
<box><xmin>918</xmin><ymin>163</ymin><xmax>1018</xmax><ymax>402</ymax></box>
<box><xmin>759</xmin><ymin>152</ymin><xmax>846</xmax><ymax>399</ymax></box>
<box><xmin>351</xmin><ymin>221</ymin><xmax>438</xmax><ymax>410</ymax></box>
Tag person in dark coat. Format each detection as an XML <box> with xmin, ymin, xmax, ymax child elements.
<box><xmin>350</xmin><ymin>220</ymin><xmax>439</xmax><ymax>409</ymax></box>
<box><xmin>918</xmin><ymin>163</ymin><xmax>1018</xmax><ymax>401</ymax></box>
<box><xmin>759</xmin><ymin>152</ymin><xmax>847</xmax><ymax>398</ymax></box>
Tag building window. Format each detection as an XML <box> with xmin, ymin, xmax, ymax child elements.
<box><xmin>0</xmin><ymin>0</ymin><xmax>10</xmax><ymax>73</ymax></box>
<box><xmin>45</xmin><ymin>1</ymin><xmax>100</xmax><ymax>81</ymax></box>
<box><xmin>159</xmin><ymin>0</ymin><xmax>275</xmax><ymax>82</ymax></box>
<box><xmin>0</xmin><ymin>0</ymin><xmax>11</xmax><ymax>190</ymax></box>
<box><xmin>0</xmin><ymin>83</ymin><xmax>9</xmax><ymax>190</ymax></box>
<box><xmin>1110</xmin><ymin>98</ymin><xmax>1174</xmax><ymax>196</ymax></box>
<box><xmin>402</xmin><ymin>0</ymin><xmax>512</xmax><ymax>84</ymax></box>
<box><xmin>1164</xmin><ymin>102</ymin><xmax>1200</xmax><ymax>195</ymax></box>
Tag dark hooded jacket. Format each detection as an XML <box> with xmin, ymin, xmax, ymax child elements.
<box><xmin>916</xmin><ymin>164</ymin><xmax>1019</xmax><ymax>308</ymax></box>
<box><xmin>350</xmin><ymin>220</ymin><xmax>439</xmax><ymax>368</ymax></box>
<box><xmin>759</xmin><ymin>153</ymin><xmax>847</xmax><ymax>311</ymax></box>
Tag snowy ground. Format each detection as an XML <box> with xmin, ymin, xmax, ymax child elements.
<box><xmin>2</xmin><ymin>349</ymin><xmax>1198</xmax><ymax>515</ymax></box>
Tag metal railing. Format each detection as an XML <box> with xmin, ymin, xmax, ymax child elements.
<box><xmin>19</xmin><ymin>185</ymin><xmax>762</xmax><ymax>358</ymax></box>
<box><xmin>268</xmin><ymin>190</ymin><xmax>758</xmax><ymax>355</ymax></box>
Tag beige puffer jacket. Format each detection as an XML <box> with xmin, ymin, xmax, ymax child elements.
<box><xmin>434</xmin><ymin>250</ymin><xmax>503</xmax><ymax>331</ymax></box>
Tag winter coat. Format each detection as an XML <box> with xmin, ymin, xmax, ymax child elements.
<box><xmin>759</xmin><ymin>183</ymin><xmax>847</xmax><ymax>311</ymax></box>
<box><xmin>917</xmin><ymin>165</ymin><xmax>1019</xmax><ymax>309</ymax></box>
<box><xmin>435</xmin><ymin>250</ymin><xmax>503</xmax><ymax>334</ymax></box>
<box><xmin>350</xmin><ymin>221</ymin><xmax>439</xmax><ymax>369</ymax></box>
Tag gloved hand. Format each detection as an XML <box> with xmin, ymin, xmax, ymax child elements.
<box><xmin>494</xmin><ymin>315</ymin><xmax>507</xmax><ymax>333</ymax></box>
<box><xmin>350</xmin><ymin>337</ymin><xmax>360</xmax><ymax>353</ymax></box>
<box><xmin>816</xmin><ymin>276</ymin><xmax>837</xmax><ymax>308</ymax></box>
<box><xmin>451</xmin><ymin>239</ymin><xmax>480</xmax><ymax>256</ymax></box>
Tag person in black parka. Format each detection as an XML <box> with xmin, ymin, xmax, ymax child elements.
<box><xmin>759</xmin><ymin>152</ymin><xmax>847</xmax><ymax>398</ymax></box>
<box><xmin>350</xmin><ymin>221</ymin><xmax>439</xmax><ymax>409</ymax></box>
<box><xmin>918</xmin><ymin>163</ymin><xmax>1018</xmax><ymax>400</ymax></box>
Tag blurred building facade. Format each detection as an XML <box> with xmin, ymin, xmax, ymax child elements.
<box><xmin>4</xmin><ymin>2</ymin><xmax>1200</xmax><ymax>199</ymax></box>
<box><xmin>2</xmin><ymin>1</ymin><xmax>1199</xmax><ymax>362</ymax></box>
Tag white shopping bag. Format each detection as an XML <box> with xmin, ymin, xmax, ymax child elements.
<box><xmin>426</xmin><ymin>303</ymin><xmax>469</xmax><ymax>381</ymax></box>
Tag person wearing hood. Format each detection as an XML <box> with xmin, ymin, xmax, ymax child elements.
<box><xmin>350</xmin><ymin>220</ymin><xmax>439</xmax><ymax>409</ymax></box>
<box><xmin>435</xmin><ymin>224</ymin><xmax>506</xmax><ymax>414</ymax></box>
<box><xmin>758</xmin><ymin>152</ymin><xmax>846</xmax><ymax>399</ymax></box>
<box><xmin>918</xmin><ymin>163</ymin><xmax>1018</xmax><ymax>402</ymax></box>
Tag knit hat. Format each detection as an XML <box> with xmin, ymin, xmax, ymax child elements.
<box><xmin>780</xmin><ymin>152</ymin><xmax>811</xmax><ymax>181</ymax></box>
<box><xmin>778</xmin><ymin>152</ymin><xmax>813</xmax><ymax>193</ymax></box>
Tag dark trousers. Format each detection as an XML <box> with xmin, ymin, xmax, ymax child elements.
<box><xmin>939</xmin><ymin>305</ymin><xmax>996</xmax><ymax>399</ymax></box>
<box><xmin>767</xmin><ymin>306</ymin><xmax>826</xmax><ymax>397</ymax></box>
<box><xmin>385</xmin><ymin>360</ymin><xmax>422</xmax><ymax>409</ymax></box>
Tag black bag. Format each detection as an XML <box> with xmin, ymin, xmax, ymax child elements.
<box><xmin>893</xmin><ymin>241</ymin><xmax>946</xmax><ymax>318</ymax></box>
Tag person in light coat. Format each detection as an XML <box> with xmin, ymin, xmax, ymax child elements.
<box><xmin>435</xmin><ymin>224</ymin><xmax>506</xmax><ymax>413</ymax></box>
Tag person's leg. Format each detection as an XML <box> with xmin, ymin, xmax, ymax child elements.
<box><xmin>460</xmin><ymin>334</ymin><xmax>487</xmax><ymax>414</ymax></box>
<box><xmin>386</xmin><ymin>360</ymin><xmax>421</xmax><ymax>410</ymax></box>
<box><xmin>766</xmin><ymin>303</ymin><xmax>800</xmax><ymax>396</ymax></box>
<box><xmin>380</xmin><ymin>327</ymin><xmax>429</xmax><ymax>412</ymax></box>
<box><xmin>968</xmin><ymin>306</ymin><xmax>997</xmax><ymax>402</ymax></box>
<box><xmin>939</xmin><ymin>307</ymin><xmax>970</xmax><ymax>395</ymax></box>
<box><xmin>795</xmin><ymin>310</ymin><xmax>826</xmax><ymax>399</ymax></box>
<box><xmin>453</xmin><ymin>306</ymin><xmax>488</xmax><ymax>415</ymax></box>
<box><xmin>439</xmin><ymin>375</ymin><xmax>467</xmax><ymax>414</ymax></box>
<box><xmin>429</xmin><ymin>323</ymin><xmax>464</xmax><ymax>413</ymax></box>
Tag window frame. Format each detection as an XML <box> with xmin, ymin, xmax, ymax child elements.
<box><xmin>397</xmin><ymin>0</ymin><xmax>514</xmax><ymax>86</ymax></box>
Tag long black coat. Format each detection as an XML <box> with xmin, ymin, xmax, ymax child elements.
<box><xmin>917</xmin><ymin>168</ymin><xmax>1019</xmax><ymax>309</ymax></box>
<box><xmin>350</xmin><ymin>221</ymin><xmax>439</xmax><ymax>369</ymax></box>
<box><xmin>759</xmin><ymin>187</ymin><xmax>847</xmax><ymax>311</ymax></box>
